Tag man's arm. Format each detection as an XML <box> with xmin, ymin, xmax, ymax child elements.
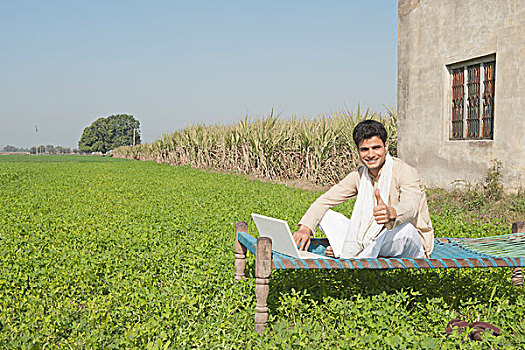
<box><xmin>293</xmin><ymin>169</ymin><xmax>360</xmax><ymax>250</ymax></box>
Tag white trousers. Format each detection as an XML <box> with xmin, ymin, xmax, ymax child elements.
<box><xmin>319</xmin><ymin>211</ymin><xmax>425</xmax><ymax>258</ymax></box>
<box><xmin>357</xmin><ymin>223</ymin><xmax>425</xmax><ymax>258</ymax></box>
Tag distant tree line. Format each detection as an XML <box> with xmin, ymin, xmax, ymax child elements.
<box><xmin>2</xmin><ymin>145</ymin><xmax>29</xmax><ymax>153</ymax></box>
<box><xmin>2</xmin><ymin>145</ymin><xmax>85</xmax><ymax>154</ymax></box>
<box><xmin>3</xmin><ymin>114</ymin><xmax>141</xmax><ymax>156</ymax></box>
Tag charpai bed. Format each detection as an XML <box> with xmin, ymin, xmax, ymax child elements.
<box><xmin>234</xmin><ymin>221</ymin><xmax>525</xmax><ymax>334</ymax></box>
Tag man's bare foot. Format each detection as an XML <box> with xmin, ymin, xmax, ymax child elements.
<box><xmin>325</xmin><ymin>245</ymin><xmax>335</xmax><ymax>257</ymax></box>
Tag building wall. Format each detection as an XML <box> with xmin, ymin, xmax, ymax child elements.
<box><xmin>398</xmin><ymin>0</ymin><xmax>525</xmax><ymax>191</ymax></box>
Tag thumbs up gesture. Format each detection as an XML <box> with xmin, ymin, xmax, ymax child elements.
<box><xmin>373</xmin><ymin>189</ymin><xmax>396</xmax><ymax>225</ymax></box>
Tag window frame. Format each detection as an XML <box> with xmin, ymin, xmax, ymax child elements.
<box><xmin>447</xmin><ymin>54</ymin><xmax>496</xmax><ymax>141</ymax></box>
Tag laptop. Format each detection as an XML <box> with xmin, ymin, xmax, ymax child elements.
<box><xmin>251</xmin><ymin>213</ymin><xmax>327</xmax><ymax>259</ymax></box>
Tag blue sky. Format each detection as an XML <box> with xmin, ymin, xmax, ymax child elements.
<box><xmin>0</xmin><ymin>1</ymin><xmax>397</xmax><ymax>148</ymax></box>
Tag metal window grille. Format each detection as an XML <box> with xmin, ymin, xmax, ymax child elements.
<box><xmin>467</xmin><ymin>64</ymin><xmax>481</xmax><ymax>139</ymax></box>
<box><xmin>451</xmin><ymin>68</ymin><xmax>464</xmax><ymax>139</ymax></box>
<box><xmin>449</xmin><ymin>57</ymin><xmax>495</xmax><ymax>140</ymax></box>
<box><xmin>482</xmin><ymin>61</ymin><xmax>495</xmax><ymax>139</ymax></box>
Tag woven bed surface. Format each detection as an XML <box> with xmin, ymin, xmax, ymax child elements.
<box><xmin>238</xmin><ymin>231</ymin><xmax>525</xmax><ymax>270</ymax></box>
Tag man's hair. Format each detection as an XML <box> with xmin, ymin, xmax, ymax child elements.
<box><xmin>352</xmin><ymin>120</ymin><xmax>388</xmax><ymax>147</ymax></box>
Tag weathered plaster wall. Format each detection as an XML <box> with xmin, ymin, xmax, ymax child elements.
<box><xmin>398</xmin><ymin>0</ymin><xmax>525</xmax><ymax>190</ymax></box>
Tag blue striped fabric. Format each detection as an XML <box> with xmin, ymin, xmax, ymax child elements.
<box><xmin>237</xmin><ymin>232</ymin><xmax>525</xmax><ymax>270</ymax></box>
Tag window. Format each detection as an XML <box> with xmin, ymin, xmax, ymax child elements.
<box><xmin>449</xmin><ymin>55</ymin><xmax>495</xmax><ymax>140</ymax></box>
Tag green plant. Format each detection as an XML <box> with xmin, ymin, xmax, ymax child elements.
<box><xmin>112</xmin><ymin>107</ymin><xmax>397</xmax><ymax>186</ymax></box>
<box><xmin>483</xmin><ymin>159</ymin><xmax>504</xmax><ymax>201</ymax></box>
<box><xmin>510</xmin><ymin>189</ymin><xmax>525</xmax><ymax>212</ymax></box>
<box><xmin>445</xmin><ymin>160</ymin><xmax>505</xmax><ymax>212</ymax></box>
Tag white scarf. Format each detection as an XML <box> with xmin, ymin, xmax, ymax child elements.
<box><xmin>335</xmin><ymin>153</ymin><xmax>393</xmax><ymax>258</ymax></box>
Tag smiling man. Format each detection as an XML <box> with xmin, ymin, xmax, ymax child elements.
<box><xmin>293</xmin><ymin>120</ymin><xmax>434</xmax><ymax>259</ymax></box>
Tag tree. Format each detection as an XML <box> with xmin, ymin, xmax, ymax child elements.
<box><xmin>2</xmin><ymin>145</ymin><xmax>18</xmax><ymax>152</ymax></box>
<box><xmin>45</xmin><ymin>144</ymin><xmax>56</xmax><ymax>154</ymax></box>
<box><xmin>29</xmin><ymin>146</ymin><xmax>45</xmax><ymax>154</ymax></box>
<box><xmin>55</xmin><ymin>146</ymin><xmax>71</xmax><ymax>154</ymax></box>
<box><xmin>78</xmin><ymin>114</ymin><xmax>141</xmax><ymax>154</ymax></box>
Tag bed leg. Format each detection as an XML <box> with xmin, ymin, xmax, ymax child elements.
<box><xmin>511</xmin><ymin>222</ymin><xmax>524</xmax><ymax>287</ymax></box>
<box><xmin>512</xmin><ymin>268</ymin><xmax>523</xmax><ymax>287</ymax></box>
<box><xmin>234</xmin><ymin>221</ymin><xmax>248</xmax><ymax>280</ymax></box>
<box><xmin>255</xmin><ymin>237</ymin><xmax>272</xmax><ymax>334</ymax></box>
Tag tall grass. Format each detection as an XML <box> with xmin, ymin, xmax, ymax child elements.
<box><xmin>113</xmin><ymin>107</ymin><xmax>397</xmax><ymax>185</ymax></box>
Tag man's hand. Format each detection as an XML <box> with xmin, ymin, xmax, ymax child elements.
<box><xmin>373</xmin><ymin>189</ymin><xmax>397</xmax><ymax>225</ymax></box>
<box><xmin>293</xmin><ymin>225</ymin><xmax>312</xmax><ymax>251</ymax></box>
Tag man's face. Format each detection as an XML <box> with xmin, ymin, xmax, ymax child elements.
<box><xmin>358</xmin><ymin>136</ymin><xmax>388</xmax><ymax>176</ymax></box>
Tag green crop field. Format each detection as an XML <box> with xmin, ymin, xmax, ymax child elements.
<box><xmin>0</xmin><ymin>155</ymin><xmax>523</xmax><ymax>349</ymax></box>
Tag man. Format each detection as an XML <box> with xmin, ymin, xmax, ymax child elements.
<box><xmin>293</xmin><ymin>120</ymin><xmax>434</xmax><ymax>259</ymax></box>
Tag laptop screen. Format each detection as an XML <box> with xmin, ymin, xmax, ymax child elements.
<box><xmin>251</xmin><ymin>213</ymin><xmax>302</xmax><ymax>257</ymax></box>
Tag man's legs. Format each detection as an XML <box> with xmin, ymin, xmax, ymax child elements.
<box><xmin>320</xmin><ymin>211</ymin><xmax>425</xmax><ymax>258</ymax></box>
<box><xmin>377</xmin><ymin>223</ymin><xmax>425</xmax><ymax>258</ymax></box>
<box><xmin>357</xmin><ymin>223</ymin><xmax>424</xmax><ymax>258</ymax></box>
